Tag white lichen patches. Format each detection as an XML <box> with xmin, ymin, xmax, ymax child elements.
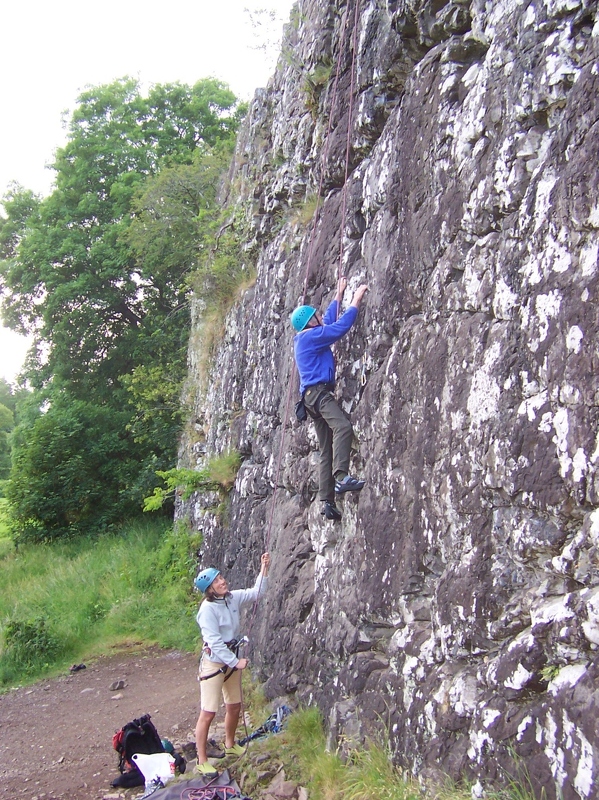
<box><xmin>451</xmin><ymin>410</ymin><xmax>466</xmax><ymax>430</ymax></box>
<box><xmin>517</xmin><ymin>716</ymin><xmax>534</xmax><ymax>741</ymax></box>
<box><xmin>535</xmin><ymin>289</ymin><xmax>562</xmax><ymax>343</ymax></box>
<box><xmin>582</xmin><ymin>586</ymin><xmax>599</xmax><ymax>645</ymax></box>
<box><xmin>482</xmin><ymin>708</ymin><xmax>501</xmax><ymax>729</ymax></box>
<box><xmin>543</xmin><ymin>235</ymin><xmax>572</xmax><ymax>274</ymax></box>
<box><xmin>531</xmin><ymin>594</ymin><xmax>574</xmax><ymax>626</ymax></box>
<box><xmin>402</xmin><ymin>656</ymin><xmax>419</xmax><ymax>711</ymax></box>
<box><xmin>505</xmin><ymin>663</ymin><xmax>533</xmax><ymax>690</ymax></box>
<box><xmin>547</xmin><ymin>664</ymin><xmax>587</xmax><ymax>695</ymax></box>
<box><xmin>539</xmin><ymin>410</ymin><xmax>553</xmax><ymax>433</ymax></box>
<box><xmin>571</xmin><ymin>448</ymin><xmax>587</xmax><ymax>482</ymax></box>
<box><xmin>552</xmin><ymin>407</ymin><xmax>573</xmax><ymax>478</ymax></box>
<box><xmin>580</xmin><ymin>239</ymin><xmax>598</xmax><ymax>277</ymax></box>
<box><xmin>492</xmin><ymin>276</ymin><xmax>519</xmax><ymax>318</ymax></box>
<box><xmin>468</xmin><ymin>727</ymin><xmax>495</xmax><ymax>763</ymax></box>
<box><xmin>523</xmin><ymin>3</ymin><xmax>536</xmax><ymax>25</ymax></box>
<box><xmin>566</xmin><ymin>325</ymin><xmax>583</xmax><ymax>353</ymax></box>
<box><xmin>533</xmin><ymin>173</ymin><xmax>558</xmax><ymax>232</ymax></box>
<box><xmin>467</xmin><ymin>342</ymin><xmax>502</xmax><ymax>426</ymax></box>
<box><xmin>424</xmin><ymin>701</ymin><xmax>437</xmax><ymax>736</ymax></box>
<box><xmin>542</xmin><ymin>712</ymin><xmax>568</xmax><ymax>790</ymax></box>
<box><xmin>449</xmin><ymin>672</ymin><xmax>478</xmax><ymax>716</ymax></box>
<box><xmin>518</xmin><ymin>389</ymin><xmax>549</xmax><ymax>421</ymax></box>
<box><xmin>574</xmin><ymin>724</ymin><xmax>595</xmax><ymax>799</ymax></box>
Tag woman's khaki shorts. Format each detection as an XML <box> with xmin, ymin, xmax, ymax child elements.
<box><xmin>199</xmin><ymin>658</ymin><xmax>242</xmax><ymax>713</ymax></box>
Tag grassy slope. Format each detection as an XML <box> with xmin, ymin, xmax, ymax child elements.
<box><xmin>0</xmin><ymin>516</ymin><xmax>201</xmax><ymax>686</ymax></box>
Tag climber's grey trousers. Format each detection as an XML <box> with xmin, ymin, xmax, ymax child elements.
<box><xmin>304</xmin><ymin>388</ymin><xmax>353</xmax><ymax>502</ymax></box>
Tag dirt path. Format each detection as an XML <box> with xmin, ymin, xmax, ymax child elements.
<box><xmin>0</xmin><ymin>646</ymin><xmax>203</xmax><ymax>800</ymax></box>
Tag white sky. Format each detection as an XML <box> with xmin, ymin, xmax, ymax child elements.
<box><xmin>0</xmin><ymin>0</ymin><xmax>293</xmax><ymax>383</ymax></box>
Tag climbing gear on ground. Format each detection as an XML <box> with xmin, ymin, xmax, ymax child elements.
<box><xmin>335</xmin><ymin>475</ymin><xmax>365</xmax><ymax>494</ymax></box>
<box><xmin>145</xmin><ymin>769</ymin><xmax>250</xmax><ymax>800</ymax></box>
<box><xmin>195</xmin><ymin>761</ymin><xmax>219</xmax><ymax>777</ymax></box>
<box><xmin>195</xmin><ymin>567</ymin><xmax>221</xmax><ymax>593</ymax></box>
<box><xmin>295</xmin><ymin>396</ymin><xmax>308</xmax><ymax>422</ymax></box>
<box><xmin>291</xmin><ymin>305</ymin><xmax>317</xmax><ymax>331</ymax></box>
<box><xmin>321</xmin><ymin>500</ymin><xmax>342</xmax><ymax>521</ymax></box>
<box><xmin>111</xmin><ymin>714</ymin><xmax>185</xmax><ymax>789</ymax></box>
<box><xmin>69</xmin><ymin>663</ymin><xmax>86</xmax><ymax>673</ymax></box>
<box><xmin>238</xmin><ymin>705</ymin><xmax>292</xmax><ymax>746</ymax></box>
<box><xmin>224</xmin><ymin>743</ymin><xmax>245</xmax><ymax>757</ymax></box>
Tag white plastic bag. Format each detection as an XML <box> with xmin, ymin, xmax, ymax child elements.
<box><xmin>131</xmin><ymin>751</ymin><xmax>176</xmax><ymax>785</ymax></box>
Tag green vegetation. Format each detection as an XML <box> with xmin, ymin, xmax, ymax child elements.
<box><xmin>143</xmin><ymin>450</ymin><xmax>242</xmax><ymax>511</ymax></box>
<box><xmin>0</xmin><ymin>519</ymin><xmax>201</xmax><ymax>686</ymax></box>
<box><xmin>238</xmin><ymin>704</ymin><xmax>538</xmax><ymax>800</ymax></box>
<box><xmin>293</xmin><ymin>193</ymin><xmax>321</xmax><ymax>226</ymax></box>
<box><xmin>0</xmin><ymin>77</ymin><xmax>246</xmax><ymax>542</ymax></box>
<box><xmin>0</xmin><ymin>378</ymin><xmax>28</xmax><ymax>490</ymax></box>
<box><xmin>302</xmin><ymin>60</ymin><xmax>333</xmax><ymax>118</ymax></box>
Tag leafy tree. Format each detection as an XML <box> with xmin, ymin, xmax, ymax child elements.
<box><xmin>0</xmin><ymin>378</ymin><xmax>29</xmax><ymax>484</ymax></box>
<box><xmin>0</xmin><ymin>78</ymin><xmax>243</xmax><ymax>540</ymax></box>
<box><xmin>7</xmin><ymin>394</ymin><xmax>136</xmax><ymax>542</ymax></box>
<box><xmin>0</xmin><ymin>77</ymin><xmax>240</xmax><ymax>390</ymax></box>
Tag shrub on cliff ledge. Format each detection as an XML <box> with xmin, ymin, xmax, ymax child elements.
<box><xmin>143</xmin><ymin>450</ymin><xmax>242</xmax><ymax>511</ymax></box>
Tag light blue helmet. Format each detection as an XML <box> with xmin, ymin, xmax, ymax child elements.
<box><xmin>291</xmin><ymin>305</ymin><xmax>317</xmax><ymax>332</ymax></box>
<box><xmin>194</xmin><ymin>567</ymin><xmax>220</xmax><ymax>593</ymax></box>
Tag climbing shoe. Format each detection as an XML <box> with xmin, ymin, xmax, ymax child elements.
<box><xmin>335</xmin><ymin>475</ymin><xmax>365</xmax><ymax>494</ymax></box>
<box><xmin>321</xmin><ymin>500</ymin><xmax>342</xmax><ymax>521</ymax></box>
<box><xmin>224</xmin><ymin>743</ymin><xmax>245</xmax><ymax>757</ymax></box>
<box><xmin>195</xmin><ymin>762</ymin><xmax>218</xmax><ymax>777</ymax></box>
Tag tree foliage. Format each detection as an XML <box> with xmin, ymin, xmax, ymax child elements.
<box><xmin>0</xmin><ymin>378</ymin><xmax>29</xmax><ymax>485</ymax></box>
<box><xmin>0</xmin><ymin>77</ymin><xmax>244</xmax><ymax>540</ymax></box>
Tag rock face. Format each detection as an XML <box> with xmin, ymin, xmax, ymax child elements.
<box><xmin>178</xmin><ymin>0</ymin><xmax>599</xmax><ymax>796</ymax></box>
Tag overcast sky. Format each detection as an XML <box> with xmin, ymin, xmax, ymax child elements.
<box><xmin>0</xmin><ymin>0</ymin><xmax>293</xmax><ymax>383</ymax></box>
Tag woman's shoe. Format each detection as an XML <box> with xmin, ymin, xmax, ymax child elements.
<box><xmin>195</xmin><ymin>761</ymin><xmax>218</xmax><ymax>777</ymax></box>
<box><xmin>224</xmin><ymin>743</ymin><xmax>245</xmax><ymax>757</ymax></box>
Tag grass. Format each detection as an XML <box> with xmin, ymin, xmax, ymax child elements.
<box><xmin>0</xmin><ymin>518</ymin><xmax>202</xmax><ymax>687</ymax></box>
<box><xmin>235</xmin><ymin>698</ymin><xmax>539</xmax><ymax>800</ymax></box>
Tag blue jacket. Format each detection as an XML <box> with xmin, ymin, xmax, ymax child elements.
<box><xmin>294</xmin><ymin>300</ymin><xmax>358</xmax><ymax>394</ymax></box>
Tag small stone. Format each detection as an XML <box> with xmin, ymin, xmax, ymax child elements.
<box><xmin>298</xmin><ymin>789</ymin><xmax>308</xmax><ymax>800</ymax></box>
<box><xmin>111</xmin><ymin>693</ymin><xmax>123</xmax><ymax>700</ymax></box>
<box><xmin>267</xmin><ymin>770</ymin><xmax>298</xmax><ymax>798</ymax></box>
<box><xmin>109</xmin><ymin>680</ymin><xmax>126</xmax><ymax>691</ymax></box>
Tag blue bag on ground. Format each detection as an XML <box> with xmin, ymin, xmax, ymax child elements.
<box><xmin>238</xmin><ymin>705</ymin><xmax>292</xmax><ymax>746</ymax></box>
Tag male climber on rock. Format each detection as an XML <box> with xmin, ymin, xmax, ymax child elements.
<box><xmin>291</xmin><ymin>276</ymin><xmax>368</xmax><ymax>521</ymax></box>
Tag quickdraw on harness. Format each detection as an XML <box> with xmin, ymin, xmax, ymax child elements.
<box><xmin>199</xmin><ymin>637</ymin><xmax>248</xmax><ymax>683</ymax></box>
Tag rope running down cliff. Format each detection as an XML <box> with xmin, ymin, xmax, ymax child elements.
<box><xmin>224</xmin><ymin>2</ymin><xmax>364</xmax><ymax>763</ymax></box>
<box><xmin>249</xmin><ymin>0</ymin><xmax>363</xmax><ymax>627</ymax></box>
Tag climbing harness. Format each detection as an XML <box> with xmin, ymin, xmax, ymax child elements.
<box><xmin>199</xmin><ymin>638</ymin><xmax>248</xmax><ymax>682</ymax></box>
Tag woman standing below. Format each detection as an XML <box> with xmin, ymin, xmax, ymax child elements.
<box><xmin>193</xmin><ymin>552</ymin><xmax>270</xmax><ymax>776</ymax></box>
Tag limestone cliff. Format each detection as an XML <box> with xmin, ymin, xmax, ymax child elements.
<box><xmin>178</xmin><ymin>0</ymin><xmax>599</xmax><ymax>796</ymax></box>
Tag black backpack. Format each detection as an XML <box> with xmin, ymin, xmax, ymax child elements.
<box><xmin>111</xmin><ymin>714</ymin><xmax>185</xmax><ymax>788</ymax></box>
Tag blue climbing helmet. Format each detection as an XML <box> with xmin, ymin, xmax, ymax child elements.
<box><xmin>194</xmin><ymin>567</ymin><xmax>220</xmax><ymax>593</ymax></box>
<box><xmin>291</xmin><ymin>305</ymin><xmax>317</xmax><ymax>332</ymax></box>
